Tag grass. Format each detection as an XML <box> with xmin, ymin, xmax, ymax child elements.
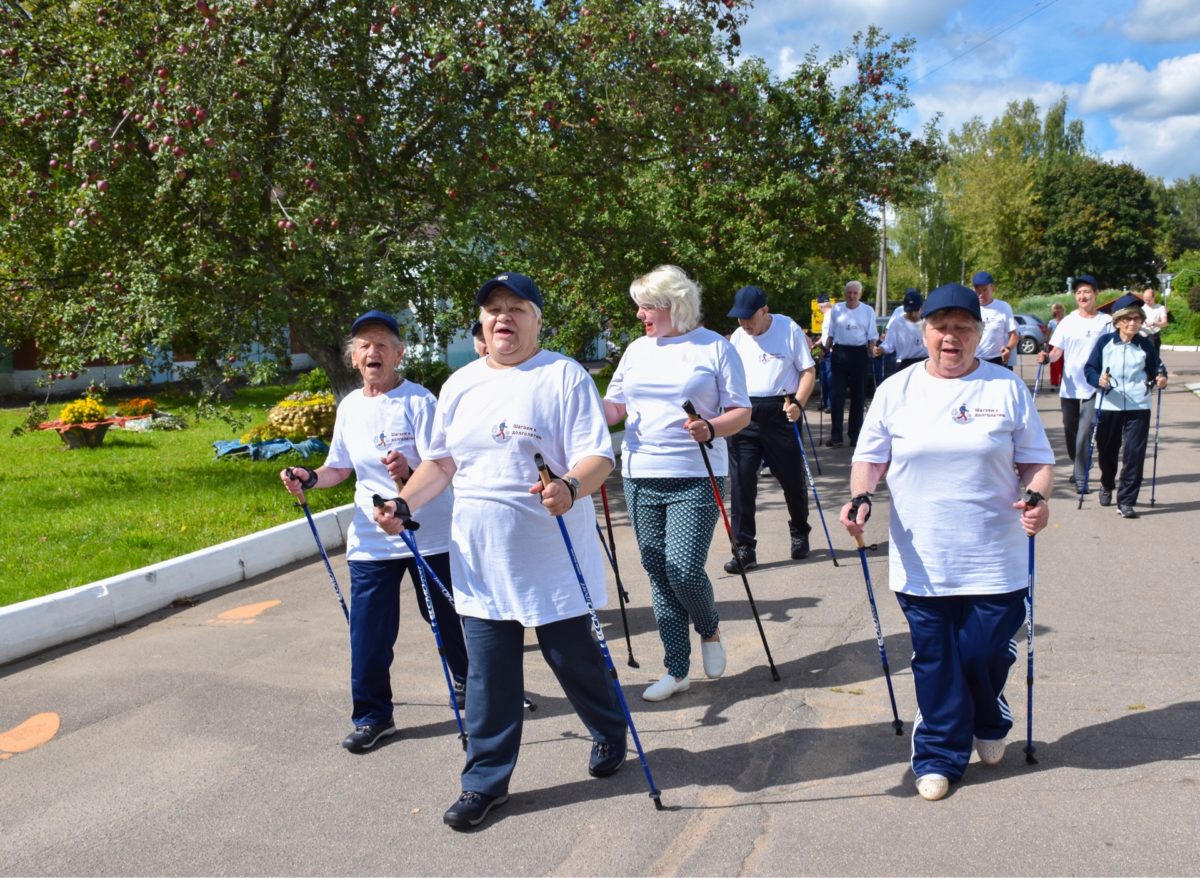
<box><xmin>0</xmin><ymin>385</ymin><xmax>354</xmax><ymax>608</ymax></box>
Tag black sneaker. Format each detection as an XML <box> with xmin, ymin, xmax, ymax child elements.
<box><xmin>723</xmin><ymin>545</ymin><xmax>757</xmax><ymax>574</ymax></box>
<box><xmin>588</xmin><ymin>740</ymin><xmax>627</xmax><ymax>778</ymax></box>
<box><xmin>825</xmin><ymin>439</ymin><xmax>843</xmax><ymax>448</ymax></box>
<box><xmin>1099</xmin><ymin>489</ymin><xmax>1112</xmax><ymax>507</ymax></box>
<box><xmin>452</xmin><ymin>678</ymin><xmax>466</xmax><ymax>711</ymax></box>
<box><xmin>341</xmin><ymin>721</ymin><xmax>397</xmax><ymax>753</ymax></box>
<box><xmin>1118</xmin><ymin>504</ymin><xmax>1139</xmax><ymax>519</ymax></box>
<box><xmin>443</xmin><ymin>791</ymin><xmax>509</xmax><ymax>829</ymax></box>
<box><xmin>790</xmin><ymin>535</ymin><xmax>810</xmax><ymax>560</ymax></box>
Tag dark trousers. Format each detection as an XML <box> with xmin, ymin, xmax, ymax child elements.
<box><xmin>459</xmin><ymin>615</ymin><xmax>627</xmax><ymax>797</ymax></box>
<box><xmin>897</xmin><ymin>589</ymin><xmax>1027</xmax><ymax>782</ymax></box>
<box><xmin>829</xmin><ymin>345</ymin><xmax>868</xmax><ymax>443</ymax></box>
<box><xmin>347</xmin><ymin>553</ymin><xmax>467</xmax><ymax>727</ymax></box>
<box><xmin>728</xmin><ymin>397</ymin><xmax>810</xmax><ymax>549</ymax></box>
<box><xmin>1060</xmin><ymin>395</ymin><xmax>1098</xmax><ymax>481</ymax></box>
<box><xmin>819</xmin><ymin>355</ymin><xmax>832</xmax><ymax>409</ymax></box>
<box><xmin>1097</xmin><ymin>408</ymin><xmax>1151</xmax><ymax>506</ymax></box>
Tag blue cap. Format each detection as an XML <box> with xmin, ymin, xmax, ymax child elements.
<box><xmin>1072</xmin><ymin>274</ymin><xmax>1099</xmax><ymax>291</ymax></box>
<box><xmin>476</xmin><ymin>271</ymin><xmax>543</xmax><ymax>309</ymax></box>
<box><xmin>470</xmin><ymin>320</ymin><xmax>483</xmax><ymax>339</ymax></box>
<box><xmin>1109</xmin><ymin>294</ymin><xmax>1144</xmax><ymax>320</ymax></box>
<box><xmin>971</xmin><ymin>271</ymin><xmax>995</xmax><ymax>286</ymax></box>
<box><xmin>816</xmin><ymin>293</ymin><xmax>830</xmax><ymax>304</ymax></box>
<box><xmin>902</xmin><ymin>289</ymin><xmax>924</xmax><ymax>312</ymax></box>
<box><xmin>728</xmin><ymin>285</ymin><xmax>768</xmax><ymax>318</ymax></box>
<box><xmin>350</xmin><ymin>309</ymin><xmax>400</xmax><ymax>336</ymax></box>
<box><xmin>922</xmin><ymin>283</ymin><xmax>982</xmax><ymax>322</ymax></box>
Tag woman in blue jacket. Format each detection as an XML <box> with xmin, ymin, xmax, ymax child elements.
<box><xmin>1084</xmin><ymin>295</ymin><xmax>1168</xmax><ymax>518</ymax></box>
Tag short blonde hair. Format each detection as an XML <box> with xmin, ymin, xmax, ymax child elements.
<box><xmin>629</xmin><ymin>265</ymin><xmax>702</xmax><ymax>333</ymax></box>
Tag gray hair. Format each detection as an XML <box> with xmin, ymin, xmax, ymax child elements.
<box><xmin>629</xmin><ymin>265</ymin><xmax>702</xmax><ymax>333</ymax></box>
<box><xmin>343</xmin><ymin>325</ymin><xmax>405</xmax><ymax>368</ymax></box>
<box><xmin>844</xmin><ymin>280</ymin><xmax>864</xmax><ymax>295</ymax></box>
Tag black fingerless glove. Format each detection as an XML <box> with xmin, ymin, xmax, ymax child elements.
<box><xmin>371</xmin><ymin>494</ymin><xmax>421</xmax><ymax>531</ymax></box>
<box><xmin>850</xmin><ymin>492</ymin><xmax>872</xmax><ymax>523</ymax></box>
<box><xmin>287</xmin><ymin>466</ymin><xmax>318</xmax><ymax>490</ymax></box>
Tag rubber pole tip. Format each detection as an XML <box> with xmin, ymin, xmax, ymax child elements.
<box><xmin>892</xmin><ymin>720</ymin><xmax>904</xmax><ymax>736</ymax></box>
<box><xmin>652</xmin><ymin>794</ymin><xmax>665</xmax><ymax>811</ymax></box>
<box><xmin>771</xmin><ymin>669</ymin><xmax>782</xmax><ymax>682</ymax></box>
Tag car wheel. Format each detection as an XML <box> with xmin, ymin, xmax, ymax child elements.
<box><xmin>1018</xmin><ymin>336</ymin><xmax>1039</xmax><ymax>355</ymax></box>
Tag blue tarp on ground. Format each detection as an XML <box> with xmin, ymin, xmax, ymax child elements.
<box><xmin>212</xmin><ymin>437</ymin><xmax>329</xmax><ymax>460</ymax></box>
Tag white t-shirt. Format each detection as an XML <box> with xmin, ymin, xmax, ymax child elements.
<box><xmin>854</xmin><ymin>362</ymin><xmax>1055</xmax><ymax>597</ymax></box>
<box><xmin>427</xmin><ymin>350</ymin><xmax>614</xmax><ymax>627</ymax></box>
<box><xmin>1048</xmin><ymin>310</ymin><xmax>1113</xmax><ymax>399</ymax></box>
<box><xmin>729</xmin><ymin>314</ymin><xmax>815</xmax><ymax>397</ymax></box>
<box><xmin>1141</xmin><ymin>303</ymin><xmax>1166</xmax><ymax>336</ymax></box>
<box><xmin>606</xmin><ymin>327</ymin><xmax>750</xmax><ymax>478</ymax></box>
<box><xmin>820</xmin><ymin>302</ymin><xmax>878</xmax><ymax>347</ymax></box>
<box><xmin>324</xmin><ymin>381</ymin><xmax>453</xmax><ymax>561</ymax></box>
<box><xmin>976</xmin><ymin>298</ymin><xmax>1017</xmax><ymax>360</ymax></box>
<box><xmin>882</xmin><ymin>308</ymin><xmax>926</xmax><ymax>361</ymax></box>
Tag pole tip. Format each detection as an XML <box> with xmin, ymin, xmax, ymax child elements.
<box><xmin>892</xmin><ymin>720</ymin><xmax>904</xmax><ymax>736</ymax></box>
<box><xmin>771</xmin><ymin>669</ymin><xmax>782</xmax><ymax>682</ymax></box>
<box><xmin>627</xmin><ymin>658</ymin><xmax>641</xmax><ymax>669</ymax></box>
<box><xmin>652</xmin><ymin>793</ymin><xmax>665</xmax><ymax>811</ymax></box>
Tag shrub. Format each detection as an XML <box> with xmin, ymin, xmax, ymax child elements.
<box><xmin>1187</xmin><ymin>285</ymin><xmax>1200</xmax><ymax>314</ymax></box>
<box><xmin>59</xmin><ymin>397</ymin><xmax>108</xmax><ymax>425</ymax></box>
<box><xmin>292</xmin><ymin>368</ymin><xmax>332</xmax><ymax>393</ymax></box>
<box><xmin>116</xmin><ymin>397</ymin><xmax>158</xmax><ymax>417</ymax></box>
<box><xmin>404</xmin><ymin>357</ymin><xmax>452</xmax><ymax>397</ymax></box>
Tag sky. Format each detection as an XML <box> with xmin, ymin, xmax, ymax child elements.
<box><xmin>736</xmin><ymin>0</ymin><xmax>1200</xmax><ymax>183</ymax></box>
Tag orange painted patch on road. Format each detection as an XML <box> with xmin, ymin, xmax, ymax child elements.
<box><xmin>210</xmin><ymin>599</ymin><xmax>282</xmax><ymax>625</ymax></box>
<box><xmin>0</xmin><ymin>712</ymin><xmax>61</xmax><ymax>759</ymax></box>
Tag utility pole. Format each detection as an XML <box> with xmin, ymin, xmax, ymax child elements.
<box><xmin>875</xmin><ymin>202</ymin><xmax>888</xmax><ymax>316</ymax></box>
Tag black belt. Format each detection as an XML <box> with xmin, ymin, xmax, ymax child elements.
<box><xmin>749</xmin><ymin>394</ymin><xmax>787</xmax><ymax>403</ymax></box>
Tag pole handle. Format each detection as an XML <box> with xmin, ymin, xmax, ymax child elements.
<box><xmin>854</xmin><ymin>533</ymin><xmax>866</xmax><ymax>550</ymax></box>
<box><xmin>534</xmin><ymin>453</ymin><xmax>554</xmax><ymax>488</ymax></box>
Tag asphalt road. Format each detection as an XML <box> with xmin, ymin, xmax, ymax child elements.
<box><xmin>3</xmin><ymin>352</ymin><xmax>1199</xmax><ymax>876</ymax></box>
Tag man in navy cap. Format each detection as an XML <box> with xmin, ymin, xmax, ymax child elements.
<box><xmin>724</xmin><ymin>285</ymin><xmax>817</xmax><ymax>570</ymax></box>
<box><xmin>881</xmin><ymin>288</ymin><xmax>927</xmax><ymax>377</ymax></box>
<box><xmin>971</xmin><ymin>271</ymin><xmax>1018</xmax><ymax>368</ymax></box>
<box><xmin>1037</xmin><ymin>274</ymin><xmax>1113</xmax><ymax>486</ymax></box>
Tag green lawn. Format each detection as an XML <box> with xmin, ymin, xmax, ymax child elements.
<box><xmin>0</xmin><ymin>386</ymin><xmax>354</xmax><ymax>608</ymax></box>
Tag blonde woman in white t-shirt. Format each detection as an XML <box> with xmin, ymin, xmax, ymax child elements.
<box><xmin>603</xmin><ymin>265</ymin><xmax>751</xmax><ymax>702</ymax></box>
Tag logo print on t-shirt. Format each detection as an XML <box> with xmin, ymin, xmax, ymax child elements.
<box><xmin>374</xmin><ymin>430</ymin><xmax>388</xmax><ymax>450</ymax></box>
<box><xmin>951</xmin><ymin>404</ymin><xmax>973</xmax><ymax>424</ymax></box>
<box><xmin>491</xmin><ymin>420</ymin><xmax>509</xmax><ymax>442</ymax></box>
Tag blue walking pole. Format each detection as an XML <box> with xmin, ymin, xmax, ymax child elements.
<box><xmin>786</xmin><ymin>394</ymin><xmax>837</xmax><ymax>566</ymax></box>
<box><xmin>1031</xmin><ymin>361</ymin><xmax>1045</xmax><ymax>397</ymax></box>
<box><xmin>1023</xmin><ymin>501</ymin><xmax>1038</xmax><ymax>765</ymax></box>
<box><xmin>1150</xmin><ymin>385</ymin><xmax>1163</xmax><ymax>506</ymax></box>
<box><xmin>534</xmin><ymin>454</ymin><xmax>664</xmax><ymax>811</ymax></box>
<box><xmin>798</xmin><ymin>407</ymin><xmax>823</xmax><ymax>475</ymax></box>
<box><xmin>1078</xmin><ymin>370</ymin><xmax>1110</xmax><ymax>509</ymax></box>
<box><xmin>286</xmin><ymin>468</ymin><xmax>349</xmax><ymax>621</ymax></box>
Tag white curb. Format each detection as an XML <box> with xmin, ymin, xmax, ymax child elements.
<box><xmin>0</xmin><ymin>504</ymin><xmax>355</xmax><ymax>667</ymax></box>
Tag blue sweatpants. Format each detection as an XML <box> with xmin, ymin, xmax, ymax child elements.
<box><xmin>896</xmin><ymin>589</ymin><xmax>1027</xmax><ymax>781</ymax></box>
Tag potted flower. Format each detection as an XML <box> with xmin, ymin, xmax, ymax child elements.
<box><xmin>39</xmin><ymin>396</ymin><xmax>118</xmax><ymax>449</ymax></box>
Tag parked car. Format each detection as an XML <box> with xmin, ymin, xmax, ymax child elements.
<box><xmin>1014</xmin><ymin>313</ymin><xmax>1049</xmax><ymax>354</ymax></box>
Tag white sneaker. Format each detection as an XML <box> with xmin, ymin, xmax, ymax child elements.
<box><xmin>701</xmin><ymin>636</ymin><xmax>726</xmax><ymax>679</ymax></box>
<box><xmin>642</xmin><ymin>674</ymin><xmax>690</xmax><ymax>702</ymax></box>
<box><xmin>916</xmin><ymin>774</ymin><xmax>950</xmax><ymax>801</ymax></box>
<box><xmin>975</xmin><ymin>737</ymin><xmax>1006</xmax><ymax>766</ymax></box>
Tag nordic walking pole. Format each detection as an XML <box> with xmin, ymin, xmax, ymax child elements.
<box><xmin>286</xmin><ymin>467</ymin><xmax>350</xmax><ymax>621</ymax></box>
<box><xmin>851</xmin><ymin>523</ymin><xmax>904</xmax><ymax>736</ymax></box>
<box><xmin>1078</xmin><ymin>369</ymin><xmax>1110</xmax><ymax>509</ymax></box>
<box><xmin>371</xmin><ymin>494</ymin><xmax>469</xmax><ymax>750</ymax></box>
<box><xmin>534</xmin><ymin>454</ymin><xmax>664</xmax><ymax>811</ymax></box>
<box><xmin>1150</xmin><ymin>384</ymin><xmax>1163</xmax><ymax>506</ymax></box>
<box><xmin>798</xmin><ymin>407</ymin><xmax>823</xmax><ymax>475</ymax></box>
<box><xmin>681</xmin><ymin>401</ymin><xmax>781</xmax><ymax>682</ymax></box>
<box><xmin>1031</xmin><ymin>360</ymin><xmax>1045</xmax><ymax>397</ymax></box>
<box><xmin>1021</xmin><ymin>488</ymin><xmax>1039</xmax><ymax>765</ymax></box>
<box><xmin>786</xmin><ymin>394</ymin><xmax>837</xmax><ymax>566</ymax></box>
<box><xmin>598</xmin><ymin>484</ymin><xmax>639</xmax><ymax>667</ymax></box>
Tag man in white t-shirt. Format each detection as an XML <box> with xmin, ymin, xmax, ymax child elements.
<box><xmin>971</xmin><ymin>271</ymin><xmax>1018</xmax><ymax>368</ymax></box>
<box><xmin>1037</xmin><ymin>274</ymin><xmax>1113</xmax><ymax>485</ymax></box>
<box><xmin>819</xmin><ymin>280</ymin><xmax>879</xmax><ymax>446</ymax></box>
<box><xmin>724</xmin><ymin>285</ymin><xmax>817</xmax><ymax>571</ymax></box>
<box><xmin>1140</xmin><ymin>287</ymin><xmax>1167</xmax><ymax>357</ymax></box>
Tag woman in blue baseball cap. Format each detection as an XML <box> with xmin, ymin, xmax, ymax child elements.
<box><xmin>280</xmin><ymin>308</ymin><xmax>467</xmax><ymax>755</ymax></box>
<box><xmin>839</xmin><ymin>283</ymin><xmax>1055</xmax><ymax>801</ymax></box>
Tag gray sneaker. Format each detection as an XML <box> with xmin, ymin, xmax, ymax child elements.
<box><xmin>723</xmin><ymin>545</ymin><xmax>757</xmax><ymax>574</ymax></box>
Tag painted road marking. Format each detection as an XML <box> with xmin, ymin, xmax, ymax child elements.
<box><xmin>209</xmin><ymin>599</ymin><xmax>282</xmax><ymax>625</ymax></box>
<box><xmin>0</xmin><ymin>712</ymin><xmax>61</xmax><ymax>760</ymax></box>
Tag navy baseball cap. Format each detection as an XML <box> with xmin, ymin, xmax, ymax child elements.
<box><xmin>1110</xmin><ymin>294</ymin><xmax>1145</xmax><ymax>322</ymax></box>
<box><xmin>971</xmin><ymin>271</ymin><xmax>995</xmax><ymax>286</ymax></box>
<box><xmin>1072</xmin><ymin>274</ymin><xmax>1099</xmax><ymax>291</ymax></box>
<box><xmin>350</xmin><ymin>309</ymin><xmax>400</xmax><ymax>336</ymax></box>
<box><xmin>728</xmin><ymin>285</ymin><xmax>768</xmax><ymax>318</ymax></box>
<box><xmin>816</xmin><ymin>293</ymin><xmax>831</xmax><ymax>304</ymax></box>
<box><xmin>902</xmin><ymin>289</ymin><xmax>924</xmax><ymax>312</ymax></box>
<box><xmin>470</xmin><ymin>320</ymin><xmax>483</xmax><ymax>339</ymax></box>
<box><xmin>922</xmin><ymin>284</ymin><xmax>982</xmax><ymax>322</ymax></box>
<box><xmin>476</xmin><ymin>271</ymin><xmax>543</xmax><ymax>309</ymax></box>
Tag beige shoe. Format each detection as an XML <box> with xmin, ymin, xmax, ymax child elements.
<box><xmin>975</xmin><ymin>737</ymin><xmax>1006</xmax><ymax>766</ymax></box>
<box><xmin>642</xmin><ymin>674</ymin><xmax>690</xmax><ymax>702</ymax></box>
<box><xmin>701</xmin><ymin>635</ymin><xmax>726</xmax><ymax>679</ymax></box>
<box><xmin>916</xmin><ymin>774</ymin><xmax>950</xmax><ymax>801</ymax></box>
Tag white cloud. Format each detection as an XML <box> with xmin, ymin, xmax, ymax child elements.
<box><xmin>1078</xmin><ymin>54</ymin><xmax>1200</xmax><ymax>119</ymax></box>
<box><xmin>1123</xmin><ymin>0</ymin><xmax>1200</xmax><ymax>42</ymax></box>
<box><xmin>1102</xmin><ymin>114</ymin><xmax>1200</xmax><ymax>179</ymax></box>
<box><xmin>909</xmin><ymin>78</ymin><xmax>1079</xmax><ymax>137</ymax></box>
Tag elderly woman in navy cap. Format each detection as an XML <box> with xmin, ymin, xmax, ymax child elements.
<box><xmin>373</xmin><ymin>272</ymin><xmax>627</xmax><ymax>830</ymax></box>
<box><xmin>1084</xmin><ymin>294</ymin><xmax>1168</xmax><ymax>518</ymax></box>
<box><xmin>280</xmin><ymin>309</ymin><xmax>467</xmax><ymax>754</ymax></box>
<box><xmin>840</xmin><ymin>283</ymin><xmax>1055</xmax><ymax>801</ymax></box>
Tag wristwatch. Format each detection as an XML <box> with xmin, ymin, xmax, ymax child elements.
<box><xmin>561</xmin><ymin>476</ymin><xmax>581</xmax><ymax>505</ymax></box>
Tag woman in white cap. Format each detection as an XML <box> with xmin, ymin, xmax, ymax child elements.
<box><xmin>840</xmin><ymin>283</ymin><xmax>1054</xmax><ymax>801</ymax></box>
<box><xmin>1084</xmin><ymin>294</ymin><xmax>1168</xmax><ymax>518</ymax></box>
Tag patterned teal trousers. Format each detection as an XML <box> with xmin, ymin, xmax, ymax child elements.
<box><xmin>624</xmin><ymin>476</ymin><xmax>721</xmax><ymax>679</ymax></box>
